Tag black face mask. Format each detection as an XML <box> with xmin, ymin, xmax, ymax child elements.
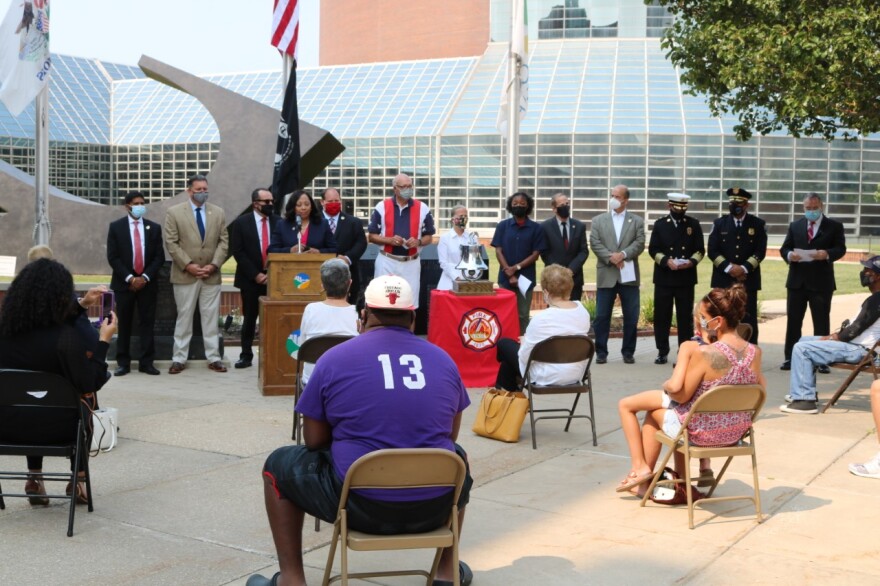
<box><xmin>861</xmin><ymin>270</ymin><xmax>874</xmax><ymax>287</ymax></box>
<box><xmin>670</xmin><ymin>209</ymin><xmax>686</xmax><ymax>221</ymax></box>
<box><xmin>260</xmin><ymin>203</ymin><xmax>275</xmax><ymax>216</ymax></box>
<box><xmin>511</xmin><ymin>206</ymin><xmax>528</xmax><ymax>218</ymax></box>
<box><xmin>556</xmin><ymin>205</ymin><xmax>570</xmax><ymax>219</ymax></box>
<box><xmin>729</xmin><ymin>202</ymin><xmax>744</xmax><ymax>216</ymax></box>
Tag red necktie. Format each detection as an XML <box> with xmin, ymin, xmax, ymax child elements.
<box><xmin>807</xmin><ymin>221</ymin><xmax>815</xmax><ymax>242</ymax></box>
<box><xmin>133</xmin><ymin>220</ymin><xmax>144</xmax><ymax>274</ymax></box>
<box><xmin>261</xmin><ymin>217</ymin><xmax>269</xmax><ymax>267</ymax></box>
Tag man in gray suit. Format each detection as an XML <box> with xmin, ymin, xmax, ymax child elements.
<box><xmin>589</xmin><ymin>185</ymin><xmax>646</xmax><ymax>364</ymax></box>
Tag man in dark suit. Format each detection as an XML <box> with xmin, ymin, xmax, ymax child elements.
<box><xmin>540</xmin><ymin>192</ymin><xmax>589</xmax><ymax>301</ymax></box>
<box><xmin>106</xmin><ymin>191</ymin><xmax>164</xmax><ymax>376</ymax></box>
<box><xmin>320</xmin><ymin>187</ymin><xmax>367</xmax><ymax>306</ymax></box>
<box><xmin>230</xmin><ymin>188</ymin><xmax>279</xmax><ymax>369</ymax></box>
<box><xmin>779</xmin><ymin>192</ymin><xmax>847</xmax><ymax>371</ymax></box>
<box><xmin>648</xmin><ymin>193</ymin><xmax>705</xmax><ymax>364</ymax></box>
<box><xmin>707</xmin><ymin>187</ymin><xmax>768</xmax><ymax>344</ymax></box>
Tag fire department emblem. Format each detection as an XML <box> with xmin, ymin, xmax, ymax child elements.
<box><xmin>458</xmin><ymin>308</ymin><xmax>501</xmax><ymax>352</ymax></box>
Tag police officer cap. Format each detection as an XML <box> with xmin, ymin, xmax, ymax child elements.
<box><xmin>667</xmin><ymin>193</ymin><xmax>690</xmax><ymax>204</ymax></box>
<box><xmin>726</xmin><ymin>187</ymin><xmax>752</xmax><ymax>200</ymax></box>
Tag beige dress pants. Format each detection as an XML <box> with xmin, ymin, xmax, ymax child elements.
<box><xmin>172</xmin><ymin>280</ymin><xmax>222</xmax><ymax>363</ymax></box>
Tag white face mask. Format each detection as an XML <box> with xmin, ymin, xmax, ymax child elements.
<box><xmin>543</xmin><ymin>290</ymin><xmax>551</xmax><ymax>306</ymax></box>
<box><xmin>609</xmin><ymin>198</ymin><xmax>622</xmax><ymax>211</ymax></box>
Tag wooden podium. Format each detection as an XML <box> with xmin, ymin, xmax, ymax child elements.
<box><xmin>258</xmin><ymin>253</ymin><xmax>334</xmax><ymax>396</ymax></box>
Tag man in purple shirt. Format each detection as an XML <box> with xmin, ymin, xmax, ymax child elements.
<box><xmin>247</xmin><ymin>275</ymin><xmax>473</xmax><ymax>586</ymax></box>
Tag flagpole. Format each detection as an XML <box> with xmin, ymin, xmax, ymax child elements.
<box><xmin>504</xmin><ymin>53</ymin><xmax>521</xmax><ymax>198</ymax></box>
<box><xmin>34</xmin><ymin>83</ymin><xmax>50</xmax><ymax>246</ymax></box>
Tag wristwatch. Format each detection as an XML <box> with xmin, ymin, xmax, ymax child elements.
<box><xmin>515</xmin><ymin>264</ymin><xmax>522</xmax><ymax>271</ymax></box>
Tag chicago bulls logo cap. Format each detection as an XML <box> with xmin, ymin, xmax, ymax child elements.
<box><xmin>364</xmin><ymin>275</ymin><xmax>415</xmax><ymax>310</ymax></box>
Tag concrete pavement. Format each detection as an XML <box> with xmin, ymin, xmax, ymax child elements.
<box><xmin>1</xmin><ymin>293</ymin><xmax>878</xmax><ymax>585</ymax></box>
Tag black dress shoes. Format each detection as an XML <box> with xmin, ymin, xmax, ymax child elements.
<box><xmin>113</xmin><ymin>365</ymin><xmax>130</xmax><ymax>376</ymax></box>
<box><xmin>654</xmin><ymin>355</ymin><xmax>668</xmax><ymax>365</ymax></box>
<box><xmin>623</xmin><ymin>355</ymin><xmax>635</xmax><ymax>364</ymax></box>
<box><xmin>817</xmin><ymin>364</ymin><xmax>831</xmax><ymax>374</ymax></box>
<box><xmin>234</xmin><ymin>359</ymin><xmax>253</xmax><ymax>369</ymax></box>
<box><xmin>138</xmin><ymin>364</ymin><xmax>160</xmax><ymax>376</ymax></box>
<box><xmin>780</xmin><ymin>360</ymin><xmax>791</xmax><ymax>371</ymax></box>
<box><xmin>595</xmin><ymin>355</ymin><xmax>608</xmax><ymax>364</ymax></box>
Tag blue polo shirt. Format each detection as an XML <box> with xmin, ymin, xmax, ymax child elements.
<box><xmin>491</xmin><ymin>217</ymin><xmax>546</xmax><ymax>286</ymax></box>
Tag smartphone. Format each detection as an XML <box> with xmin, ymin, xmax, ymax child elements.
<box><xmin>100</xmin><ymin>291</ymin><xmax>115</xmax><ymax>323</ymax></box>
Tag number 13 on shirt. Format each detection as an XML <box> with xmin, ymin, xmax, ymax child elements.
<box><xmin>377</xmin><ymin>354</ymin><xmax>426</xmax><ymax>390</ymax></box>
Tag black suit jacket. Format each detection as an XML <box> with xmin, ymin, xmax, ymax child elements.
<box><xmin>231</xmin><ymin>212</ymin><xmax>280</xmax><ymax>290</ymax></box>
<box><xmin>708</xmin><ymin>213</ymin><xmax>768</xmax><ymax>291</ymax></box>
<box><xmin>106</xmin><ymin>216</ymin><xmax>164</xmax><ymax>292</ymax></box>
<box><xmin>779</xmin><ymin>215</ymin><xmax>846</xmax><ymax>293</ymax></box>
<box><xmin>328</xmin><ymin>213</ymin><xmax>367</xmax><ymax>266</ymax></box>
<box><xmin>540</xmin><ymin>216</ymin><xmax>589</xmax><ymax>288</ymax></box>
<box><xmin>268</xmin><ymin>217</ymin><xmax>337</xmax><ymax>253</ymax></box>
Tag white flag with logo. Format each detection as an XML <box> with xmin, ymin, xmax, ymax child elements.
<box><xmin>0</xmin><ymin>0</ymin><xmax>51</xmax><ymax>116</ymax></box>
<box><xmin>496</xmin><ymin>0</ymin><xmax>529</xmax><ymax>135</ymax></box>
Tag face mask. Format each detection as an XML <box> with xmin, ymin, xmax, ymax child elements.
<box><xmin>609</xmin><ymin>198</ymin><xmax>622</xmax><ymax>211</ymax></box>
<box><xmin>861</xmin><ymin>270</ymin><xmax>873</xmax><ymax>287</ymax></box>
<box><xmin>193</xmin><ymin>192</ymin><xmax>209</xmax><ymax>205</ymax></box>
<box><xmin>398</xmin><ymin>188</ymin><xmax>414</xmax><ymax>200</ymax></box>
<box><xmin>511</xmin><ymin>206</ymin><xmax>528</xmax><ymax>218</ymax></box>
<box><xmin>804</xmin><ymin>210</ymin><xmax>821</xmax><ymax>222</ymax></box>
<box><xmin>323</xmin><ymin>201</ymin><xmax>341</xmax><ymax>216</ymax></box>
<box><xmin>729</xmin><ymin>202</ymin><xmax>744</xmax><ymax>216</ymax></box>
<box><xmin>670</xmin><ymin>209</ymin><xmax>686</xmax><ymax>221</ymax></box>
<box><xmin>452</xmin><ymin>216</ymin><xmax>467</xmax><ymax>228</ymax></box>
<box><xmin>556</xmin><ymin>205</ymin><xmax>570</xmax><ymax>219</ymax></box>
<box><xmin>130</xmin><ymin>204</ymin><xmax>146</xmax><ymax>219</ymax></box>
<box><xmin>699</xmin><ymin>316</ymin><xmax>719</xmax><ymax>341</ymax></box>
<box><xmin>259</xmin><ymin>203</ymin><xmax>275</xmax><ymax>216</ymax></box>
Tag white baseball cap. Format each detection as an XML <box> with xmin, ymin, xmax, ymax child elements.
<box><xmin>364</xmin><ymin>275</ymin><xmax>415</xmax><ymax>310</ymax></box>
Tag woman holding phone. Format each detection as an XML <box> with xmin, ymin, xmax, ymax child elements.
<box><xmin>0</xmin><ymin>259</ymin><xmax>116</xmax><ymax>505</ymax></box>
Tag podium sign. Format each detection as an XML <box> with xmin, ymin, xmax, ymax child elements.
<box><xmin>267</xmin><ymin>253</ymin><xmax>334</xmax><ymax>300</ymax></box>
<box><xmin>258</xmin><ymin>253</ymin><xmax>334</xmax><ymax>395</ymax></box>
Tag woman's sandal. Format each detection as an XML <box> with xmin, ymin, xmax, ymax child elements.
<box><xmin>697</xmin><ymin>467</ymin><xmax>715</xmax><ymax>488</ymax></box>
<box><xmin>65</xmin><ymin>479</ymin><xmax>88</xmax><ymax>505</ymax></box>
<box><xmin>615</xmin><ymin>470</ymin><xmax>654</xmax><ymax>493</ymax></box>
<box><xmin>25</xmin><ymin>477</ymin><xmax>49</xmax><ymax>506</ymax></box>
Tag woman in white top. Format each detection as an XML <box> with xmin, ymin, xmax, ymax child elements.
<box><xmin>494</xmin><ymin>264</ymin><xmax>591</xmax><ymax>390</ymax></box>
<box><xmin>298</xmin><ymin>258</ymin><xmax>360</xmax><ymax>385</ymax></box>
<box><xmin>436</xmin><ymin>205</ymin><xmax>472</xmax><ymax>290</ymax></box>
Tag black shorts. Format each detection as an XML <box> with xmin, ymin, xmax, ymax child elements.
<box><xmin>263</xmin><ymin>444</ymin><xmax>473</xmax><ymax>535</ymax></box>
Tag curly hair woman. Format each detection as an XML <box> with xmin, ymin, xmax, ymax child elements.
<box><xmin>268</xmin><ymin>189</ymin><xmax>337</xmax><ymax>254</ymax></box>
<box><xmin>615</xmin><ymin>284</ymin><xmax>766</xmax><ymax>497</ymax></box>
<box><xmin>0</xmin><ymin>259</ymin><xmax>117</xmax><ymax>505</ymax></box>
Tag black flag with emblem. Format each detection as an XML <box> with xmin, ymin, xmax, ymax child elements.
<box><xmin>271</xmin><ymin>61</ymin><xmax>301</xmax><ymax>209</ymax></box>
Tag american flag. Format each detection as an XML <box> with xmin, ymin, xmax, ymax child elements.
<box><xmin>36</xmin><ymin>10</ymin><xmax>49</xmax><ymax>34</ymax></box>
<box><xmin>271</xmin><ymin>0</ymin><xmax>299</xmax><ymax>60</ymax></box>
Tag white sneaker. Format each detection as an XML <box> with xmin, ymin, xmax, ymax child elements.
<box><xmin>849</xmin><ymin>452</ymin><xmax>880</xmax><ymax>479</ymax></box>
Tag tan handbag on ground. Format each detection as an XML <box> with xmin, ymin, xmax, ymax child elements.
<box><xmin>472</xmin><ymin>388</ymin><xmax>529</xmax><ymax>443</ymax></box>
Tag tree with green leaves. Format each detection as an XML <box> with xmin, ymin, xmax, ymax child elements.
<box><xmin>652</xmin><ymin>0</ymin><xmax>880</xmax><ymax>141</ymax></box>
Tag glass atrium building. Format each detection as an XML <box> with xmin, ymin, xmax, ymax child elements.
<box><xmin>1</xmin><ymin>0</ymin><xmax>879</xmax><ymax>237</ymax></box>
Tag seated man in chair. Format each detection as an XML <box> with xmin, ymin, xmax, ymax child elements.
<box><xmin>781</xmin><ymin>255</ymin><xmax>880</xmax><ymax>414</ymax></box>
<box><xmin>247</xmin><ymin>276</ymin><xmax>473</xmax><ymax>586</ymax></box>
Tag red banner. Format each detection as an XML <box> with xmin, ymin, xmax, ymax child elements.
<box><xmin>428</xmin><ymin>289</ymin><xmax>520</xmax><ymax>388</ymax></box>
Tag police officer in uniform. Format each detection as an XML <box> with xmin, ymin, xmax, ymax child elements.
<box><xmin>707</xmin><ymin>187</ymin><xmax>768</xmax><ymax>344</ymax></box>
<box><xmin>649</xmin><ymin>193</ymin><xmax>705</xmax><ymax>364</ymax></box>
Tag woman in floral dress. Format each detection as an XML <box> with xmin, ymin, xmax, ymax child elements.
<box><xmin>615</xmin><ymin>284</ymin><xmax>767</xmax><ymax>496</ymax></box>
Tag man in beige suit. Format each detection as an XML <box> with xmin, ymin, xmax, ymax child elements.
<box><xmin>589</xmin><ymin>184</ymin><xmax>646</xmax><ymax>365</ymax></box>
<box><xmin>164</xmin><ymin>173</ymin><xmax>229</xmax><ymax>374</ymax></box>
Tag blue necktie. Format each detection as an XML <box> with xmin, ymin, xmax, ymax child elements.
<box><xmin>195</xmin><ymin>207</ymin><xmax>206</xmax><ymax>241</ymax></box>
